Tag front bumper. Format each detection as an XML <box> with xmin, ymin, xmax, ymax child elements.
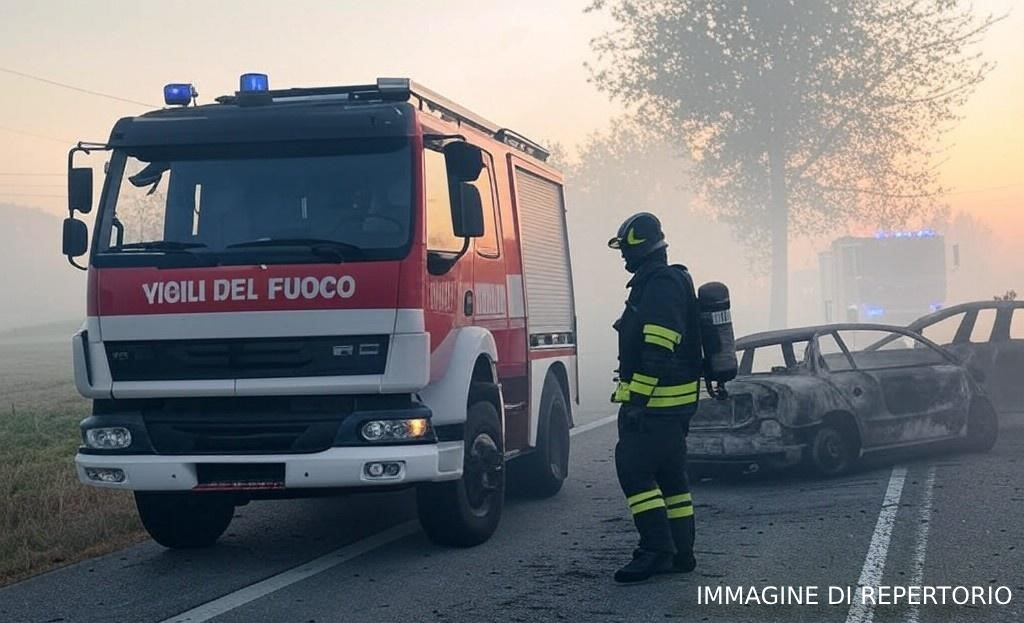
<box><xmin>75</xmin><ymin>441</ymin><xmax>464</xmax><ymax>491</ymax></box>
<box><xmin>687</xmin><ymin>431</ymin><xmax>804</xmax><ymax>469</ymax></box>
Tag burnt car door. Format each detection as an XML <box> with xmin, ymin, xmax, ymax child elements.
<box><xmin>989</xmin><ymin>306</ymin><xmax>1024</xmax><ymax>414</ymax></box>
<box><xmin>835</xmin><ymin>328</ymin><xmax>970</xmax><ymax>448</ymax></box>
<box><xmin>812</xmin><ymin>331</ymin><xmax>879</xmax><ymax>444</ymax></box>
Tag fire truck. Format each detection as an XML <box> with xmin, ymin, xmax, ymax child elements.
<box><xmin>818</xmin><ymin>230</ymin><xmax>947</xmax><ymax>326</ymax></box>
<box><xmin>61</xmin><ymin>75</ymin><xmax>577</xmax><ymax>548</ymax></box>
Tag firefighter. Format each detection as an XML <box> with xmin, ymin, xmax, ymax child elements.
<box><xmin>607</xmin><ymin>212</ymin><xmax>701</xmax><ymax>583</ymax></box>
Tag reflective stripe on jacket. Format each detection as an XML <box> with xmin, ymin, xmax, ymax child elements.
<box><xmin>612</xmin><ymin>261</ymin><xmax>702</xmax><ymax>414</ymax></box>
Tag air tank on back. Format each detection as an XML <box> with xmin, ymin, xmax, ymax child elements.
<box><xmin>697</xmin><ymin>281</ymin><xmax>738</xmax><ymax>398</ymax></box>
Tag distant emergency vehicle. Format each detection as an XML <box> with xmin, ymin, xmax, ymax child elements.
<box><xmin>819</xmin><ymin>231</ymin><xmax>947</xmax><ymax>326</ymax></box>
<box><xmin>61</xmin><ymin>75</ymin><xmax>577</xmax><ymax>548</ymax></box>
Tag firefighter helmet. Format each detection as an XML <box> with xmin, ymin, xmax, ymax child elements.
<box><xmin>608</xmin><ymin>212</ymin><xmax>668</xmax><ymax>269</ymax></box>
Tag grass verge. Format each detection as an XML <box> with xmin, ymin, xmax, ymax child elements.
<box><xmin>0</xmin><ymin>400</ymin><xmax>146</xmax><ymax>585</ymax></box>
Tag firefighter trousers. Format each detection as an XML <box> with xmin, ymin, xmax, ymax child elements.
<box><xmin>614</xmin><ymin>409</ymin><xmax>695</xmax><ymax>556</ymax></box>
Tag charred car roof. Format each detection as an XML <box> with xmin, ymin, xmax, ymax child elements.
<box><xmin>736</xmin><ymin>322</ymin><xmax>913</xmax><ymax>350</ymax></box>
<box><xmin>908</xmin><ymin>300</ymin><xmax>1024</xmax><ymax>329</ymax></box>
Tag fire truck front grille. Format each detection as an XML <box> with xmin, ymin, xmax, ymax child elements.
<box><xmin>141</xmin><ymin>396</ymin><xmax>355</xmax><ymax>454</ymax></box>
<box><xmin>104</xmin><ymin>335</ymin><xmax>389</xmax><ymax>381</ymax></box>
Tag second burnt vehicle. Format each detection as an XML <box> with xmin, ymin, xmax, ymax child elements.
<box><xmin>905</xmin><ymin>300</ymin><xmax>1024</xmax><ymax>417</ymax></box>
<box><xmin>686</xmin><ymin>323</ymin><xmax>997</xmax><ymax>476</ymax></box>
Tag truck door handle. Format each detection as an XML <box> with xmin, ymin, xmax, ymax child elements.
<box><xmin>464</xmin><ymin>290</ymin><xmax>474</xmax><ymax>317</ymax></box>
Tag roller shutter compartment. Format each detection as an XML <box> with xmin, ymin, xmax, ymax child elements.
<box><xmin>514</xmin><ymin>168</ymin><xmax>575</xmax><ymax>338</ymax></box>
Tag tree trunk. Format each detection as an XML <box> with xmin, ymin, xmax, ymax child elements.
<box><xmin>768</xmin><ymin>141</ymin><xmax>788</xmax><ymax>329</ymax></box>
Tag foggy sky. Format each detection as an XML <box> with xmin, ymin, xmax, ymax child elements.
<box><xmin>0</xmin><ymin>0</ymin><xmax>1020</xmax><ymax>333</ymax></box>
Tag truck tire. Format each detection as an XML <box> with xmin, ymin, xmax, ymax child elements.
<box><xmin>513</xmin><ymin>374</ymin><xmax>570</xmax><ymax>498</ymax></box>
<box><xmin>806</xmin><ymin>423</ymin><xmax>857</xmax><ymax>477</ymax></box>
<box><xmin>417</xmin><ymin>400</ymin><xmax>505</xmax><ymax>547</ymax></box>
<box><xmin>964</xmin><ymin>397</ymin><xmax>998</xmax><ymax>453</ymax></box>
<box><xmin>134</xmin><ymin>491</ymin><xmax>235</xmax><ymax>549</ymax></box>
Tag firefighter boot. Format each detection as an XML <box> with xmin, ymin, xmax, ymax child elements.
<box><xmin>669</xmin><ymin>515</ymin><xmax>696</xmax><ymax>572</ymax></box>
<box><xmin>614</xmin><ymin>549</ymin><xmax>674</xmax><ymax>584</ymax></box>
<box><xmin>615</xmin><ymin>506</ymin><xmax>675</xmax><ymax>583</ymax></box>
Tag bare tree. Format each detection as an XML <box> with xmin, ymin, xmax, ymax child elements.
<box><xmin>587</xmin><ymin>0</ymin><xmax>1000</xmax><ymax>327</ymax></box>
<box><xmin>563</xmin><ymin>118</ymin><xmax>770</xmax><ymax>408</ymax></box>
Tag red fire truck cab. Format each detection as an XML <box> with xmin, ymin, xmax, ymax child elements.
<box><xmin>61</xmin><ymin>75</ymin><xmax>577</xmax><ymax>548</ymax></box>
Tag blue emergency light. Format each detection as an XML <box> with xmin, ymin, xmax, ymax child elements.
<box><xmin>240</xmin><ymin>73</ymin><xmax>269</xmax><ymax>92</ymax></box>
<box><xmin>163</xmin><ymin>83</ymin><xmax>195</xmax><ymax>106</ymax></box>
<box><xmin>874</xmin><ymin>229</ymin><xmax>937</xmax><ymax>240</ymax></box>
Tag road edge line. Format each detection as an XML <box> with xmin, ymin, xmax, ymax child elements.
<box><xmin>159</xmin><ymin>521</ymin><xmax>420</xmax><ymax>623</ymax></box>
<box><xmin>158</xmin><ymin>412</ymin><xmax>617</xmax><ymax>623</ymax></box>
<box><xmin>571</xmin><ymin>413</ymin><xmax>616</xmax><ymax>436</ymax></box>
<box><xmin>845</xmin><ymin>465</ymin><xmax>907</xmax><ymax>623</ymax></box>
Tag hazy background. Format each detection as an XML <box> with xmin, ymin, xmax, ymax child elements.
<box><xmin>0</xmin><ymin>0</ymin><xmax>1020</xmax><ymax>411</ymax></box>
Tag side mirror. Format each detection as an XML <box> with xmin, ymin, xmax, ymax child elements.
<box><xmin>443</xmin><ymin>142</ymin><xmax>483</xmax><ymax>182</ymax></box>
<box><xmin>68</xmin><ymin>167</ymin><xmax>93</xmax><ymax>214</ymax></box>
<box><xmin>451</xmin><ymin>182</ymin><xmax>484</xmax><ymax>238</ymax></box>
<box><xmin>62</xmin><ymin>217</ymin><xmax>89</xmax><ymax>257</ymax></box>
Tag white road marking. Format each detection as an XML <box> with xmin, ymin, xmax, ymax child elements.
<box><xmin>158</xmin><ymin>411</ymin><xmax>617</xmax><ymax>623</ymax></box>
<box><xmin>571</xmin><ymin>413</ymin><xmax>617</xmax><ymax>436</ymax></box>
<box><xmin>907</xmin><ymin>465</ymin><xmax>937</xmax><ymax>623</ymax></box>
<box><xmin>845</xmin><ymin>466</ymin><xmax>907</xmax><ymax>623</ymax></box>
<box><xmin>159</xmin><ymin>521</ymin><xmax>419</xmax><ymax>623</ymax></box>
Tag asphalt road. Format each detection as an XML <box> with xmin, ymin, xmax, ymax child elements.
<box><xmin>1</xmin><ymin>411</ymin><xmax>1022</xmax><ymax>623</ymax></box>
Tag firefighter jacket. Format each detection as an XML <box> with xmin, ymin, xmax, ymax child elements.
<box><xmin>612</xmin><ymin>260</ymin><xmax>702</xmax><ymax>415</ymax></box>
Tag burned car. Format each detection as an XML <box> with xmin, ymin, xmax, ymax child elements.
<box><xmin>686</xmin><ymin>323</ymin><xmax>997</xmax><ymax>476</ymax></box>
<box><xmin>907</xmin><ymin>300</ymin><xmax>1024</xmax><ymax>416</ymax></box>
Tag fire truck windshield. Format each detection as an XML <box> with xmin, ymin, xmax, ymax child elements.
<box><xmin>93</xmin><ymin>140</ymin><xmax>413</xmax><ymax>267</ymax></box>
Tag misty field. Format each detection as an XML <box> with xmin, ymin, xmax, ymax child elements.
<box><xmin>0</xmin><ymin>322</ymin><xmax>143</xmax><ymax>585</ymax></box>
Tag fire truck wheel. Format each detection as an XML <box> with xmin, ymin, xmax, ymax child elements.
<box><xmin>964</xmin><ymin>397</ymin><xmax>998</xmax><ymax>453</ymax></box>
<box><xmin>417</xmin><ymin>401</ymin><xmax>505</xmax><ymax>547</ymax></box>
<box><xmin>513</xmin><ymin>374</ymin><xmax>570</xmax><ymax>498</ymax></box>
<box><xmin>134</xmin><ymin>491</ymin><xmax>235</xmax><ymax>549</ymax></box>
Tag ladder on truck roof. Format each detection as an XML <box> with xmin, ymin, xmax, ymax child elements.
<box><xmin>216</xmin><ymin>77</ymin><xmax>551</xmax><ymax>162</ymax></box>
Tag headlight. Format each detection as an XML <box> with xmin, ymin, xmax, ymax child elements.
<box><xmin>757</xmin><ymin>392</ymin><xmax>779</xmax><ymax>411</ymax></box>
<box><xmin>85</xmin><ymin>427</ymin><xmax>133</xmax><ymax>450</ymax></box>
<box><xmin>759</xmin><ymin>419</ymin><xmax>782</xmax><ymax>438</ymax></box>
<box><xmin>361</xmin><ymin>418</ymin><xmax>431</xmax><ymax>442</ymax></box>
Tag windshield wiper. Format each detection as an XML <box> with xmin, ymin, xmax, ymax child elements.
<box><xmin>225</xmin><ymin>238</ymin><xmax>363</xmax><ymax>261</ymax></box>
<box><xmin>108</xmin><ymin>241</ymin><xmax>208</xmax><ymax>252</ymax></box>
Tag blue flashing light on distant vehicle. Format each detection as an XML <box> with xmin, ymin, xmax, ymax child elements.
<box><xmin>874</xmin><ymin>229</ymin><xmax>936</xmax><ymax>240</ymax></box>
<box><xmin>865</xmin><ymin>305</ymin><xmax>885</xmax><ymax>318</ymax></box>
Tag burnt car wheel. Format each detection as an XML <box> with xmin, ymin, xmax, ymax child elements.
<box><xmin>964</xmin><ymin>397</ymin><xmax>998</xmax><ymax>453</ymax></box>
<box><xmin>807</xmin><ymin>424</ymin><xmax>857</xmax><ymax>477</ymax></box>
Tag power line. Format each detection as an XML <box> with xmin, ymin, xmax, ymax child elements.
<box><xmin>0</xmin><ymin>66</ymin><xmax>157</xmax><ymax>108</ymax></box>
<box><xmin>0</xmin><ymin>183</ymin><xmax>63</xmax><ymax>188</ymax></box>
<box><xmin>0</xmin><ymin>125</ymin><xmax>70</xmax><ymax>144</ymax></box>
<box><xmin>940</xmin><ymin>183</ymin><xmax>1024</xmax><ymax>196</ymax></box>
<box><xmin>0</xmin><ymin>172</ymin><xmax>63</xmax><ymax>176</ymax></box>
